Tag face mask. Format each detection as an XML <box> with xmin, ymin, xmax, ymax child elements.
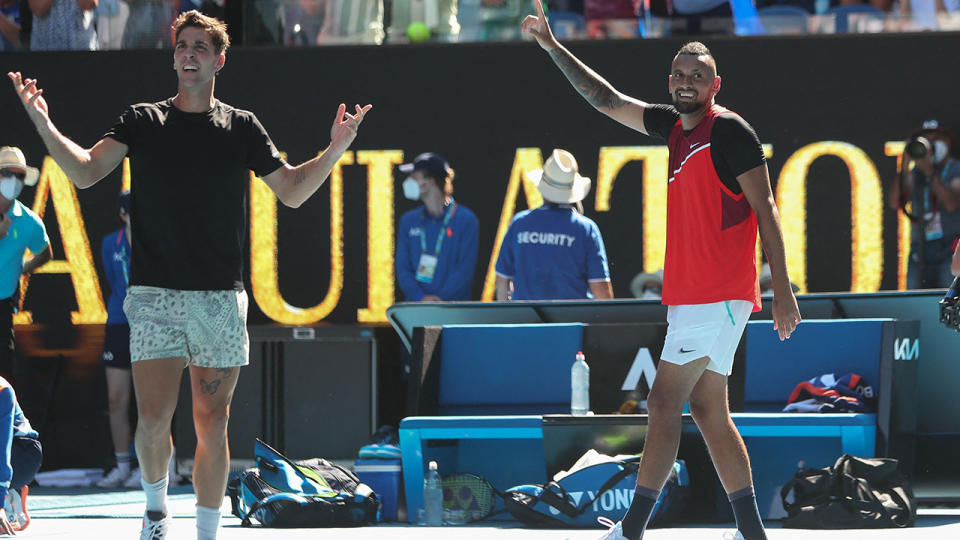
<box><xmin>402</xmin><ymin>176</ymin><xmax>420</xmax><ymax>201</ymax></box>
<box><xmin>640</xmin><ymin>289</ymin><xmax>661</xmax><ymax>300</ymax></box>
<box><xmin>0</xmin><ymin>178</ymin><xmax>22</xmax><ymax>200</ymax></box>
<box><xmin>934</xmin><ymin>140</ymin><xmax>949</xmax><ymax>164</ymax></box>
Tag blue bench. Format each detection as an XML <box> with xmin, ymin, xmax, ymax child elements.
<box><xmin>399</xmin><ymin>318</ymin><xmax>908</xmax><ymax>522</ymax></box>
<box><xmin>400</xmin><ymin>323</ymin><xmax>582</xmax><ymax>521</ymax></box>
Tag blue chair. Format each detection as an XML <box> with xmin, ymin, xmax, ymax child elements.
<box><xmin>757</xmin><ymin>5</ymin><xmax>811</xmax><ymax>34</ymax></box>
<box><xmin>548</xmin><ymin>10</ymin><xmax>586</xmax><ymax>39</ymax></box>
<box><xmin>827</xmin><ymin>4</ymin><xmax>885</xmax><ymax>33</ymax></box>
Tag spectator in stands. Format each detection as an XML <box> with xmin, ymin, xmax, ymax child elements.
<box><xmin>0</xmin><ymin>147</ymin><xmax>52</xmax><ymax>378</ymax></box>
<box><xmin>122</xmin><ymin>0</ymin><xmax>175</xmax><ymax>48</ymax></box>
<box><xmin>495</xmin><ymin>149</ymin><xmax>613</xmax><ymax>301</ymax></box>
<box><xmin>244</xmin><ymin>0</ymin><xmax>285</xmax><ymax>44</ymax></box>
<box><xmin>584</xmin><ymin>0</ymin><xmax>638</xmax><ymax>38</ymax></box>
<box><xmin>458</xmin><ymin>0</ymin><xmax>539</xmax><ymax>41</ymax></box>
<box><xmin>898</xmin><ymin>0</ymin><xmax>959</xmax><ymax>30</ymax></box>
<box><xmin>396</xmin><ymin>153</ymin><xmax>479</xmax><ymax>302</ymax></box>
<box><xmin>677</xmin><ymin>0</ymin><xmax>736</xmax><ymax>34</ymax></box>
<box><xmin>29</xmin><ymin>0</ymin><xmax>99</xmax><ymax>50</ymax></box>
<box><xmin>284</xmin><ymin>0</ymin><xmax>325</xmax><ymax>45</ymax></box>
<box><xmin>96</xmin><ymin>0</ymin><xmax>129</xmax><ymax>49</ymax></box>
<box><xmin>95</xmin><ymin>190</ymin><xmax>139</xmax><ymax>489</ymax></box>
<box><xmin>0</xmin><ymin>0</ymin><xmax>23</xmax><ymax>51</ymax></box>
<box><xmin>0</xmin><ymin>376</ymin><xmax>41</xmax><ymax>534</ymax></box>
<box><xmin>317</xmin><ymin>0</ymin><xmax>384</xmax><ymax>44</ymax></box>
<box><xmin>888</xmin><ymin>120</ymin><xmax>960</xmax><ymax>289</ymax></box>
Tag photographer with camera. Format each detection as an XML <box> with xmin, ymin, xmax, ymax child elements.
<box><xmin>888</xmin><ymin>120</ymin><xmax>960</xmax><ymax>289</ymax></box>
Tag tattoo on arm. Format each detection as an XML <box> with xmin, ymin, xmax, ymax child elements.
<box><xmin>548</xmin><ymin>48</ymin><xmax>627</xmax><ymax>110</ymax></box>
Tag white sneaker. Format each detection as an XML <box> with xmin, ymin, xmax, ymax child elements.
<box><xmin>721</xmin><ymin>532</ymin><xmax>745</xmax><ymax>540</ymax></box>
<box><xmin>597</xmin><ymin>517</ymin><xmax>628</xmax><ymax>540</ymax></box>
<box><xmin>124</xmin><ymin>468</ymin><xmax>143</xmax><ymax>489</ymax></box>
<box><xmin>140</xmin><ymin>510</ymin><xmax>169</xmax><ymax>540</ymax></box>
<box><xmin>4</xmin><ymin>487</ymin><xmax>29</xmax><ymax>530</ymax></box>
<box><xmin>96</xmin><ymin>466</ymin><xmax>131</xmax><ymax>489</ymax></box>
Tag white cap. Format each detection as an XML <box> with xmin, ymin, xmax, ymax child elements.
<box><xmin>428</xmin><ymin>461</ymin><xmax>438</xmax><ymax>471</ymax></box>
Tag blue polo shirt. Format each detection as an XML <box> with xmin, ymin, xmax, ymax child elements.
<box><xmin>0</xmin><ymin>201</ymin><xmax>49</xmax><ymax>300</ymax></box>
<box><xmin>495</xmin><ymin>204</ymin><xmax>610</xmax><ymax>300</ymax></box>
<box><xmin>396</xmin><ymin>201</ymin><xmax>479</xmax><ymax>301</ymax></box>
<box><xmin>102</xmin><ymin>228</ymin><xmax>130</xmax><ymax>324</ymax></box>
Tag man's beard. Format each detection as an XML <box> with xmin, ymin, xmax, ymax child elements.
<box><xmin>672</xmin><ymin>95</ymin><xmax>707</xmax><ymax>114</ymax></box>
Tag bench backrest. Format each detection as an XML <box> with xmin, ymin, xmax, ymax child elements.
<box><xmin>438</xmin><ymin>323</ymin><xmax>583</xmax><ymax>415</ymax></box>
<box><xmin>744</xmin><ymin>319</ymin><xmax>887</xmax><ymax>411</ymax></box>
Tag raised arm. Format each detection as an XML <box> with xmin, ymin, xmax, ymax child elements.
<box><xmin>261</xmin><ymin>103</ymin><xmax>372</xmax><ymax>208</ymax></box>
<box><xmin>8</xmin><ymin>72</ymin><xmax>127</xmax><ymax>188</ymax></box>
<box><xmin>521</xmin><ymin>0</ymin><xmax>650</xmax><ymax>134</ymax></box>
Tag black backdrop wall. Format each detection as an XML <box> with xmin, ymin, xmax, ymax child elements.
<box><xmin>1</xmin><ymin>32</ymin><xmax>958</xmax><ymax>468</ymax></box>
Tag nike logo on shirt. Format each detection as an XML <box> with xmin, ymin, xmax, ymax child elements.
<box><xmin>689</xmin><ymin>142</ymin><xmax>701</xmax><ymax>149</ymax></box>
<box><xmin>679</xmin><ymin>347</ymin><xmax>695</xmax><ymax>354</ymax></box>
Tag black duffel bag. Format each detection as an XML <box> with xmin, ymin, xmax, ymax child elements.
<box><xmin>780</xmin><ymin>454</ymin><xmax>916</xmax><ymax>529</ymax></box>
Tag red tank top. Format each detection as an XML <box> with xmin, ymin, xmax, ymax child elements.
<box><xmin>661</xmin><ymin>105</ymin><xmax>761</xmax><ymax>311</ymax></box>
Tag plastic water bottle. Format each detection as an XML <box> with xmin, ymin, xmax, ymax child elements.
<box><xmin>423</xmin><ymin>461</ymin><xmax>443</xmax><ymax>526</ymax></box>
<box><xmin>571</xmin><ymin>351</ymin><xmax>590</xmax><ymax>416</ymax></box>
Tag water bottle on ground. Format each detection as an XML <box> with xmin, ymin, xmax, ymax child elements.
<box><xmin>423</xmin><ymin>460</ymin><xmax>443</xmax><ymax>526</ymax></box>
<box><xmin>571</xmin><ymin>351</ymin><xmax>590</xmax><ymax>416</ymax></box>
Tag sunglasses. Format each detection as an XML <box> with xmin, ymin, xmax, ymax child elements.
<box><xmin>0</xmin><ymin>170</ymin><xmax>26</xmax><ymax>181</ymax></box>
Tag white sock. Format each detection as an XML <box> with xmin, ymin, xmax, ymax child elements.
<box><xmin>141</xmin><ymin>475</ymin><xmax>169</xmax><ymax>516</ymax></box>
<box><xmin>116</xmin><ymin>452</ymin><xmax>131</xmax><ymax>475</ymax></box>
<box><xmin>196</xmin><ymin>505</ymin><xmax>221</xmax><ymax>540</ymax></box>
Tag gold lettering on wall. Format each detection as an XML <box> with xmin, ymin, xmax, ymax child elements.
<box><xmin>356</xmin><ymin>150</ymin><xmax>404</xmax><ymax>323</ymax></box>
<box><xmin>249</xmin><ymin>153</ymin><xmax>350</xmax><ymax>325</ymax></box>
<box><xmin>884</xmin><ymin>142</ymin><xmax>909</xmax><ymax>290</ymax></box>
<box><xmin>594</xmin><ymin>146</ymin><xmax>669</xmax><ymax>273</ymax></box>
<box><xmin>776</xmin><ymin>142</ymin><xmax>883</xmax><ymax>293</ymax></box>
<box><xmin>17</xmin><ymin>157</ymin><xmax>106</xmax><ymax>324</ymax></box>
<box><xmin>481</xmin><ymin>149</ymin><xmax>546</xmax><ymax>301</ymax></box>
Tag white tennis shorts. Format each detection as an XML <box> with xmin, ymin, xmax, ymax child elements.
<box><xmin>660</xmin><ymin>300</ymin><xmax>754</xmax><ymax>376</ymax></box>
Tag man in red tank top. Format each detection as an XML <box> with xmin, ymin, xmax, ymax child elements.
<box><xmin>523</xmin><ymin>3</ymin><xmax>801</xmax><ymax>540</ymax></box>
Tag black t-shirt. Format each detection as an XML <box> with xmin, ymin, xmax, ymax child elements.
<box><xmin>643</xmin><ymin>104</ymin><xmax>765</xmax><ymax>194</ymax></box>
<box><xmin>104</xmin><ymin>99</ymin><xmax>286</xmax><ymax>290</ymax></box>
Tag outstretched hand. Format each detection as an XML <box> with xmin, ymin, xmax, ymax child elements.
<box><xmin>520</xmin><ymin>0</ymin><xmax>557</xmax><ymax>50</ymax></box>
<box><xmin>8</xmin><ymin>72</ymin><xmax>50</xmax><ymax>126</ymax></box>
<box><xmin>330</xmin><ymin>103</ymin><xmax>372</xmax><ymax>153</ymax></box>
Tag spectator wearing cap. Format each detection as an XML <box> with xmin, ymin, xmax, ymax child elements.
<box><xmin>0</xmin><ymin>147</ymin><xmax>52</xmax><ymax>376</ymax></box>
<box><xmin>396</xmin><ymin>153</ymin><xmax>479</xmax><ymax>302</ymax></box>
<box><xmin>95</xmin><ymin>189</ymin><xmax>140</xmax><ymax>489</ymax></box>
<box><xmin>888</xmin><ymin>120</ymin><xmax>960</xmax><ymax>288</ymax></box>
<box><xmin>495</xmin><ymin>149</ymin><xmax>613</xmax><ymax>301</ymax></box>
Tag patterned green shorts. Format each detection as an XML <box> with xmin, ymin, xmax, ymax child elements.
<box><xmin>123</xmin><ymin>286</ymin><xmax>249</xmax><ymax>368</ymax></box>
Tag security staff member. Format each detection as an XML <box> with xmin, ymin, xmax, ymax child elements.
<box><xmin>495</xmin><ymin>148</ymin><xmax>613</xmax><ymax>301</ymax></box>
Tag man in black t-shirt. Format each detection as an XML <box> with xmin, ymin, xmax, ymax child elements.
<box><xmin>523</xmin><ymin>2</ymin><xmax>799</xmax><ymax>540</ymax></box>
<box><xmin>8</xmin><ymin>11</ymin><xmax>371</xmax><ymax>540</ymax></box>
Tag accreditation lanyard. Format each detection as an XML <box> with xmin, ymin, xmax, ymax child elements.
<box><xmin>117</xmin><ymin>228</ymin><xmax>130</xmax><ymax>286</ymax></box>
<box><xmin>420</xmin><ymin>201</ymin><xmax>458</xmax><ymax>256</ymax></box>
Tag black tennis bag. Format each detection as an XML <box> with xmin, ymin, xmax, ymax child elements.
<box><xmin>227</xmin><ymin>439</ymin><xmax>380</xmax><ymax>527</ymax></box>
<box><xmin>503</xmin><ymin>457</ymin><xmax>689</xmax><ymax>528</ymax></box>
<box><xmin>780</xmin><ymin>454</ymin><xmax>916</xmax><ymax>529</ymax></box>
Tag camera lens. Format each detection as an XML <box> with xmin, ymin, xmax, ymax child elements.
<box><xmin>906</xmin><ymin>139</ymin><xmax>929</xmax><ymax>159</ymax></box>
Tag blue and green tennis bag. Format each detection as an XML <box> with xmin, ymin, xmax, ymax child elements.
<box><xmin>227</xmin><ymin>439</ymin><xmax>380</xmax><ymax>527</ymax></box>
<box><xmin>503</xmin><ymin>457</ymin><xmax>689</xmax><ymax>528</ymax></box>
